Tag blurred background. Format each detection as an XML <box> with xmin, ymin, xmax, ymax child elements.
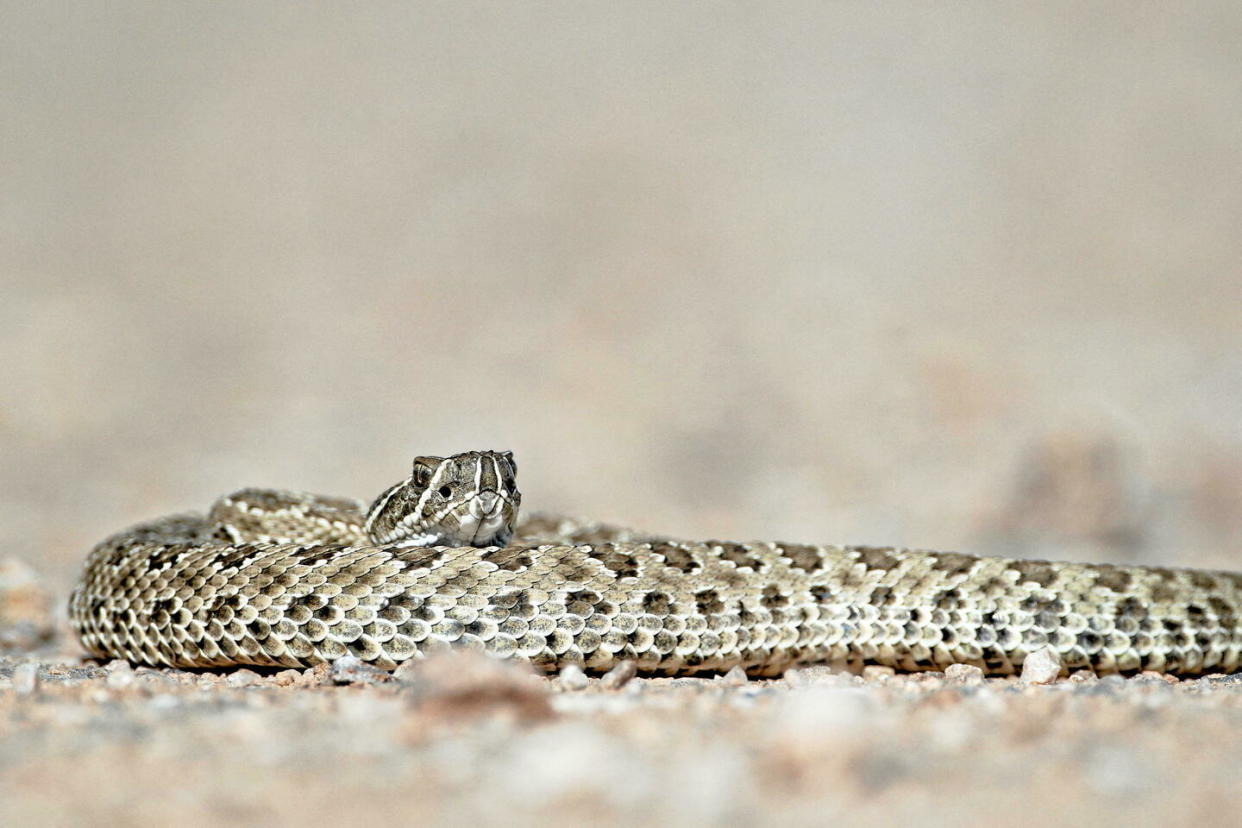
<box><xmin>3</xmin><ymin>2</ymin><xmax>1240</xmax><ymax>593</ymax></box>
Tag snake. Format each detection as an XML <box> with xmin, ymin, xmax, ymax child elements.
<box><xmin>69</xmin><ymin>451</ymin><xmax>1242</xmax><ymax>677</ymax></box>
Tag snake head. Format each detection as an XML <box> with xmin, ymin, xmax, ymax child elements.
<box><xmin>364</xmin><ymin>451</ymin><xmax>521</xmax><ymax>547</ymax></box>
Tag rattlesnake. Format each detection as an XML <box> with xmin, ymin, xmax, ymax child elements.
<box><xmin>70</xmin><ymin>451</ymin><xmax>1242</xmax><ymax>676</ymax></box>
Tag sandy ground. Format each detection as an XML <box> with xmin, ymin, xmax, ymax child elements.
<box><xmin>3</xmin><ymin>563</ymin><xmax>1242</xmax><ymax>828</ymax></box>
<box><xmin>4</xmin><ymin>4</ymin><xmax>1242</xmax><ymax>825</ymax></box>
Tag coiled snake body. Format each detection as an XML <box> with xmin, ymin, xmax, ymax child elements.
<box><xmin>71</xmin><ymin>452</ymin><xmax>1242</xmax><ymax>676</ymax></box>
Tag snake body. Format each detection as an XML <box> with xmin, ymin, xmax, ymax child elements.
<box><xmin>70</xmin><ymin>452</ymin><xmax>1242</xmax><ymax>676</ymax></box>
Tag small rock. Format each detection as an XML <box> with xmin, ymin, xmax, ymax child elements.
<box><xmin>1020</xmin><ymin>646</ymin><xmax>1062</xmax><ymax>684</ymax></box>
<box><xmin>1069</xmin><ymin>669</ymin><xmax>1098</xmax><ymax>683</ymax></box>
<box><xmin>105</xmin><ymin>659</ymin><xmax>135</xmax><ymax>689</ymax></box>
<box><xmin>300</xmin><ymin>662</ymin><xmax>335</xmax><ymax>687</ymax></box>
<box><xmin>862</xmin><ymin>665</ymin><xmax>896</xmax><ymax>682</ymax></box>
<box><xmin>557</xmin><ymin>664</ymin><xmax>589</xmax><ymax>691</ymax></box>
<box><xmin>12</xmin><ymin>662</ymin><xmax>39</xmax><ymax>694</ymax></box>
<box><xmin>401</xmin><ymin>650</ymin><xmax>553</xmax><ymax>722</ymax></box>
<box><xmin>785</xmin><ymin>665</ymin><xmax>852</xmax><ymax>688</ymax></box>
<box><xmin>784</xmin><ymin>668</ymin><xmax>812</xmax><ymax>687</ymax></box>
<box><xmin>600</xmin><ymin>660</ymin><xmax>637</xmax><ymax>690</ymax></box>
<box><xmin>227</xmin><ymin>668</ymin><xmax>262</xmax><ymax>688</ymax></box>
<box><xmin>945</xmin><ymin>663</ymin><xmax>985</xmax><ymax>685</ymax></box>
<box><xmin>331</xmin><ymin>655</ymin><xmax>394</xmax><ymax>685</ymax></box>
<box><xmin>717</xmin><ymin>665</ymin><xmax>749</xmax><ymax>687</ymax></box>
<box><xmin>271</xmin><ymin>669</ymin><xmax>302</xmax><ymax>687</ymax></box>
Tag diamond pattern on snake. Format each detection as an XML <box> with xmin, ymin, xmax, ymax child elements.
<box><xmin>70</xmin><ymin>451</ymin><xmax>1242</xmax><ymax>676</ymax></box>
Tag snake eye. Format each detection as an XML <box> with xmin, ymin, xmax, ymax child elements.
<box><xmin>438</xmin><ymin>485</ymin><xmax>452</xmax><ymax>498</ymax></box>
<box><xmin>411</xmin><ymin>456</ymin><xmax>443</xmax><ymax>488</ymax></box>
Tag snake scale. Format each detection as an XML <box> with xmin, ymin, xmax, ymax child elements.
<box><xmin>70</xmin><ymin>451</ymin><xmax>1242</xmax><ymax>677</ymax></box>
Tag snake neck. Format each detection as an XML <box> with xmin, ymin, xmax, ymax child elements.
<box><xmin>362</xmin><ymin>451</ymin><xmax>521</xmax><ymax>547</ymax></box>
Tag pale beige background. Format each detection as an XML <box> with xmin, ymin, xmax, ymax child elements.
<box><xmin>3</xmin><ymin>2</ymin><xmax>1240</xmax><ymax>591</ymax></box>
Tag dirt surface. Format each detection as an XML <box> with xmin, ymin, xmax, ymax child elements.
<box><xmin>4</xmin><ymin>4</ymin><xmax>1242</xmax><ymax>825</ymax></box>
<box><xmin>3</xmin><ymin>566</ymin><xmax>1241</xmax><ymax>828</ymax></box>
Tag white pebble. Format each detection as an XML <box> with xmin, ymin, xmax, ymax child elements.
<box><xmin>12</xmin><ymin>662</ymin><xmax>39</xmax><ymax>695</ymax></box>
<box><xmin>557</xmin><ymin>664</ymin><xmax>589</xmax><ymax>691</ymax></box>
<box><xmin>227</xmin><ymin>668</ymin><xmax>262</xmax><ymax>688</ymax></box>
<box><xmin>862</xmin><ymin>665</ymin><xmax>896</xmax><ymax>682</ymax></box>
<box><xmin>1020</xmin><ymin>646</ymin><xmax>1063</xmax><ymax>684</ymax></box>
<box><xmin>600</xmin><ymin>660</ymin><xmax>637</xmax><ymax>690</ymax></box>
<box><xmin>105</xmin><ymin>659</ymin><xmax>134</xmax><ymax>689</ymax></box>
<box><xmin>717</xmin><ymin>665</ymin><xmax>749</xmax><ymax>687</ymax></box>
<box><xmin>945</xmin><ymin>663</ymin><xmax>985</xmax><ymax>684</ymax></box>
<box><xmin>331</xmin><ymin>655</ymin><xmax>392</xmax><ymax>685</ymax></box>
<box><xmin>785</xmin><ymin>665</ymin><xmax>854</xmax><ymax>688</ymax></box>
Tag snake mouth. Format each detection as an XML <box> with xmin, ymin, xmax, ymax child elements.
<box><xmin>464</xmin><ymin>495</ymin><xmax>513</xmax><ymax>545</ymax></box>
<box><xmin>469</xmin><ymin>490</ymin><xmax>503</xmax><ymax>519</ymax></box>
<box><xmin>426</xmin><ymin>490</ymin><xmax>517</xmax><ymax>547</ymax></box>
<box><xmin>468</xmin><ymin>516</ymin><xmax>504</xmax><ymax>545</ymax></box>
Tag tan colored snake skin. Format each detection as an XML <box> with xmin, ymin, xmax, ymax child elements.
<box><xmin>71</xmin><ymin>452</ymin><xmax>1242</xmax><ymax>676</ymax></box>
